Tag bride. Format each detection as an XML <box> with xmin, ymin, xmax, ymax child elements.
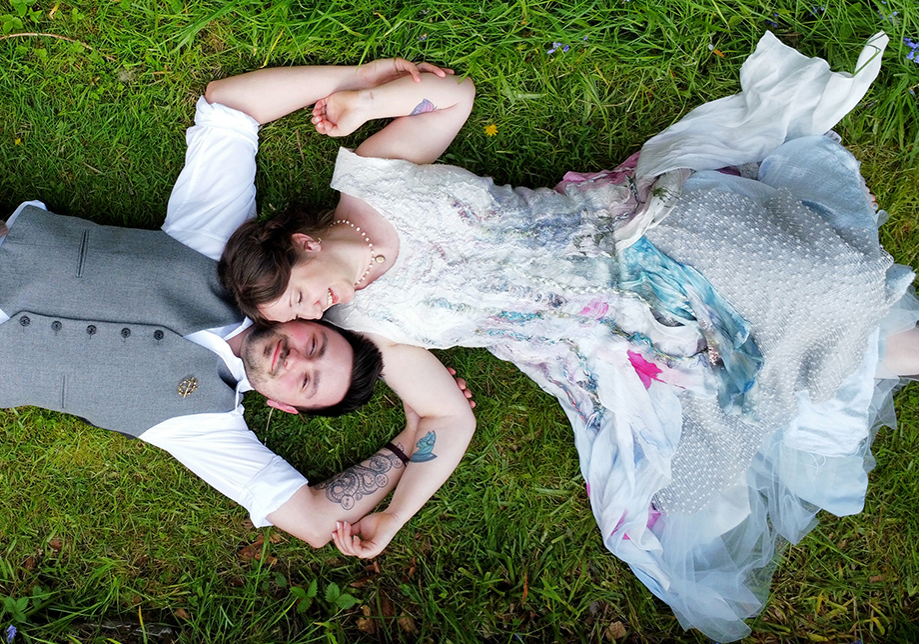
<box><xmin>215</xmin><ymin>33</ymin><xmax>916</xmax><ymax>641</ymax></box>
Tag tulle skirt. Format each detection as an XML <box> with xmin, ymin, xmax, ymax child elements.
<box><xmin>589</xmin><ymin>135</ymin><xmax>918</xmax><ymax>642</ymax></box>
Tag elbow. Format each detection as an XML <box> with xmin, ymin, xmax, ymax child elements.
<box><xmin>204</xmin><ymin>80</ymin><xmax>222</xmax><ymax>105</ymax></box>
<box><xmin>459</xmin><ymin>76</ymin><xmax>476</xmax><ymax>109</ymax></box>
<box><xmin>460</xmin><ymin>406</ymin><xmax>477</xmax><ymax>439</ymax></box>
<box><xmin>302</xmin><ymin>532</ymin><xmax>331</xmax><ymax>549</ymax></box>
<box><xmin>287</xmin><ymin>524</ymin><xmax>332</xmax><ymax>549</ymax></box>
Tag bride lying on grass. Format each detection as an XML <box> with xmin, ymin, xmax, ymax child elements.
<box><xmin>214</xmin><ymin>32</ymin><xmax>914</xmax><ymax>641</ymax></box>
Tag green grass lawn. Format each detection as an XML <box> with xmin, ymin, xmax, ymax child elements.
<box><xmin>2</xmin><ymin>1</ymin><xmax>919</xmax><ymax>642</ymax></box>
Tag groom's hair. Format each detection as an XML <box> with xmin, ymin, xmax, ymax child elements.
<box><xmin>219</xmin><ymin>206</ymin><xmax>335</xmax><ymax>322</ymax></box>
<box><xmin>300</xmin><ymin>319</ymin><xmax>385</xmax><ymax>418</ymax></box>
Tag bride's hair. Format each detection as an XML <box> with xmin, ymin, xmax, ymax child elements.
<box><xmin>219</xmin><ymin>206</ymin><xmax>335</xmax><ymax>320</ymax></box>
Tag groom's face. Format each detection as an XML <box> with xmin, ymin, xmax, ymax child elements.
<box><xmin>242</xmin><ymin>320</ymin><xmax>353</xmax><ymax>411</ymax></box>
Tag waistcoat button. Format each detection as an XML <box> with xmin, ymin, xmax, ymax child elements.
<box><xmin>51</xmin><ymin>321</ymin><xmax>62</xmax><ymax>331</ymax></box>
<box><xmin>86</xmin><ymin>325</ymin><xmax>97</xmax><ymax>335</ymax></box>
<box><xmin>153</xmin><ymin>330</ymin><xmax>164</xmax><ymax>341</ymax></box>
<box><xmin>19</xmin><ymin>315</ymin><xmax>30</xmax><ymax>326</ymax></box>
<box><xmin>121</xmin><ymin>328</ymin><xmax>131</xmax><ymax>339</ymax></box>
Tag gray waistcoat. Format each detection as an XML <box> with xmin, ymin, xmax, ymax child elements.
<box><xmin>0</xmin><ymin>206</ymin><xmax>243</xmax><ymax>436</ymax></box>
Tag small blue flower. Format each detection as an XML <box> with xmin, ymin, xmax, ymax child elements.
<box><xmin>547</xmin><ymin>41</ymin><xmax>562</xmax><ymax>54</ymax></box>
<box><xmin>562</xmin><ymin>44</ymin><xmax>570</xmax><ymax>53</ymax></box>
<box><xmin>5</xmin><ymin>625</ymin><xmax>16</xmax><ymax>644</ymax></box>
<box><xmin>905</xmin><ymin>37</ymin><xmax>919</xmax><ymax>64</ymax></box>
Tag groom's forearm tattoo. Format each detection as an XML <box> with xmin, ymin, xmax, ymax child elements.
<box><xmin>409</xmin><ymin>431</ymin><xmax>438</xmax><ymax>463</ymax></box>
<box><xmin>313</xmin><ymin>448</ymin><xmax>404</xmax><ymax>510</ymax></box>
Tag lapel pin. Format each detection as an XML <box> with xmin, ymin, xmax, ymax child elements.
<box><xmin>178</xmin><ymin>377</ymin><xmax>198</xmax><ymax>398</ymax></box>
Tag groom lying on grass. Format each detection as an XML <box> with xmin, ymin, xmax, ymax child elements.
<box><xmin>0</xmin><ymin>58</ymin><xmax>475</xmax><ymax>555</ymax></box>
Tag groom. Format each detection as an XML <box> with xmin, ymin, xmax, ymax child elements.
<box><xmin>0</xmin><ymin>202</ymin><xmax>417</xmax><ymax>548</ymax></box>
<box><xmin>0</xmin><ymin>59</ymin><xmax>475</xmax><ymax>555</ymax></box>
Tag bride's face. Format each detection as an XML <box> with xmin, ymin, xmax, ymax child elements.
<box><xmin>258</xmin><ymin>250</ymin><xmax>356</xmax><ymax>322</ymax></box>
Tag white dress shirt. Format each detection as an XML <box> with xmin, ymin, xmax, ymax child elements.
<box><xmin>2</xmin><ymin>98</ymin><xmax>308</xmax><ymax>526</ymax></box>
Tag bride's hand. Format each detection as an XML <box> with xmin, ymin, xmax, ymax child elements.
<box><xmin>332</xmin><ymin>513</ymin><xmax>403</xmax><ymax>558</ymax></box>
<box><xmin>357</xmin><ymin>58</ymin><xmax>454</xmax><ymax>89</ymax></box>
<box><xmin>313</xmin><ymin>59</ymin><xmax>457</xmax><ymax>137</ymax></box>
<box><xmin>311</xmin><ymin>92</ymin><xmax>365</xmax><ymax>137</ymax></box>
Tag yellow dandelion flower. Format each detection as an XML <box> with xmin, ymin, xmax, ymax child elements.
<box><xmin>14</xmin><ymin>138</ymin><xmax>21</xmax><ymax>145</ymax></box>
<box><xmin>484</xmin><ymin>124</ymin><xmax>498</xmax><ymax>137</ymax></box>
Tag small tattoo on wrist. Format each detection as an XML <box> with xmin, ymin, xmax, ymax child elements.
<box><xmin>409</xmin><ymin>431</ymin><xmax>438</xmax><ymax>462</ymax></box>
<box><xmin>410</xmin><ymin>99</ymin><xmax>436</xmax><ymax>115</ymax></box>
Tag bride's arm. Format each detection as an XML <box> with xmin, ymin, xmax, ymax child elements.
<box><xmin>315</xmin><ymin>73</ymin><xmax>475</xmax><ymax>165</ymax></box>
<box><xmin>203</xmin><ymin>59</ymin><xmax>452</xmax><ymax>125</ymax></box>
<box><xmin>330</xmin><ymin>337</ymin><xmax>477</xmax><ymax>558</ymax></box>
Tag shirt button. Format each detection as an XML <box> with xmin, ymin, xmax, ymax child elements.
<box><xmin>121</xmin><ymin>328</ymin><xmax>131</xmax><ymax>339</ymax></box>
<box><xmin>51</xmin><ymin>321</ymin><xmax>63</xmax><ymax>331</ymax></box>
<box><xmin>86</xmin><ymin>325</ymin><xmax>97</xmax><ymax>336</ymax></box>
<box><xmin>19</xmin><ymin>315</ymin><xmax>30</xmax><ymax>326</ymax></box>
<box><xmin>153</xmin><ymin>330</ymin><xmax>164</xmax><ymax>341</ymax></box>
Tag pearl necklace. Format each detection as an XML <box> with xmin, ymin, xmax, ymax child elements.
<box><xmin>333</xmin><ymin>219</ymin><xmax>386</xmax><ymax>285</ymax></box>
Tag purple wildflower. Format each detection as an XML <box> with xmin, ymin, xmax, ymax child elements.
<box><xmin>547</xmin><ymin>41</ymin><xmax>562</xmax><ymax>54</ymax></box>
<box><xmin>905</xmin><ymin>37</ymin><xmax>919</xmax><ymax>64</ymax></box>
<box><xmin>562</xmin><ymin>44</ymin><xmax>570</xmax><ymax>53</ymax></box>
<box><xmin>5</xmin><ymin>625</ymin><xmax>16</xmax><ymax>644</ymax></box>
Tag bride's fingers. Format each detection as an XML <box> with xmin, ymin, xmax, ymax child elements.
<box><xmin>333</xmin><ymin>521</ymin><xmax>358</xmax><ymax>556</ymax></box>
<box><xmin>417</xmin><ymin>62</ymin><xmax>454</xmax><ymax>77</ymax></box>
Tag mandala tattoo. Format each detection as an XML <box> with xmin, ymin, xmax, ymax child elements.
<box><xmin>314</xmin><ymin>449</ymin><xmax>403</xmax><ymax>510</ymax></box>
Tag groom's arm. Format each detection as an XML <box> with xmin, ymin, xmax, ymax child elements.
<box><xmin>142</xmin><ymin>412</ymin><xmax>421</xmax><ymax>548</ymax></box>
<box><xmin>330</xmin><ymin>338</ymin><xmax>477</xmax><ymax>558</ymax></box>
<box><xmin>268</xmin><ymin>358</ymin><xmax>476</xmax><ymax>548</ymax></box>
<box><xmin>266</xmin><ymin>422</ymin><xmax>419</xmax><ymax>547</ymax></box>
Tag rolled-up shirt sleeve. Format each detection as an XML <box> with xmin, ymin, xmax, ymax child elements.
<box><xmin>163</xmin><ymin>97</ymin><xmax>261</xmax><ymax>261</ymax></box>
<box><xmin>140</xmin><ymin>411</ymin><xmax>308</xmax><ymax>527</ymax></box>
